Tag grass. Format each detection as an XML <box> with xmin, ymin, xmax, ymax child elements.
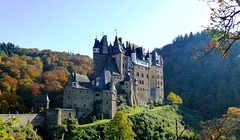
<box><xmin>126</xmin><ymin>106</ymin><xmax>146</xmax><ymax>116</ymax></box>
<box><xmin>79</xmin><ymin>119</ymin><xmax>110</xmax><ymax>128</ymax></box>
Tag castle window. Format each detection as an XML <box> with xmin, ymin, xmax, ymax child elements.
<box><xmin>80</xmin><ymin>90</ymin><xmax>81</xmax><ymax>93</ymax></box>
<box><xmin>84</xmin><ymin>104</ymin><xmax>86</xmax><ymax>107</ymax></box>
<box><xmin>87</xmin><ymin>97</ymin><xmax>89</xmax><ymax>100</ymax></box>
<box><xmin>142</xmin><ymin>81</ymin><xmax>144</xmax><ymax>85</ymax></box>
<box><xmin>152</xmin><ymin>76</ymin><xmax>154</xmax><ymax>78</ymax></box>
<box><xmin>141</xmin><ymin>74</ymin><xmax>144</xmax><ymax>78</ymax></box>
<box><xmin>161</xmin><ymin>82</ymin><xmax>163</xmax><ymax>85</ymax></box>
<box><xmin>147</xmin><ymin>74</ymin><xmax>149</xmax><ymax>78</ymax></box>
<box><xmin>106</xmin><ymin>93</ymin><xmax>108</xmax><ymax>96</ymax></box>
<box><xmin>106</xmin><ymin>101</ymin><xmax>108</xmax><ymax>104</ymax></box>
<box><xmin>137</xmin><ymin>72</ymin><xmax>139</xmax><ymax>77</ymax></box>
<box><xmin>158</xmin><ymin>81</ymin><xmax>159</xmax><ymax>85</ymax></box>
<box><xmin>82</xmin><ymin>97</ymin><xmax>83</xmax><ymax>100</ymax></box>
<box><xmin>145</xmin><ymin>68</ymin><xmax>147</xmax><ymax>70</ymax></box>
<box><xmin>138</xmin><ymin>66</ymin><xmax>139</xmax><ymax>69</ymax></box>
<box><xmin>139</xmin><ymin>80</ymin><xmax>141</xmax><ymax>84</ymax></box>
<box><xmin>96</xmin><ymin>93</ymin><xmax>100</xmax><ymax>97</ymax></box>
<box><xmin>157</xmin><ymin>75</ymin><xmax>159</xmax><ymax>79</ymax></box>
<box><xmin>69</xmin><ymin>113</ymin><xmax>71</xmax><ymax>117</ymax></box>
<box><xmin>161</xmin><ymin>75</ymin><xmax>163</xmax><ymax>79</ymax></box>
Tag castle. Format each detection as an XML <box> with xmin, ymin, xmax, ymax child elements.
<box><xmin>63</xmin><ymin>35</ymin><xmax>164</xmax><ymax>119</ymax></box>
<box><xmin>0</xmin><ymin>35</ymin><xmax>164</xmax><ymax>131</ymax></box>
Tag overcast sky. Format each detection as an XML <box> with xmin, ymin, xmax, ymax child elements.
<box><xmin>0</xmin><ymin>0</ymin><xmax>211</xmax><ymax>57</ymax></box>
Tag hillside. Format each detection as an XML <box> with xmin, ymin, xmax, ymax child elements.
<box><xmin>64</xmin><ymin>105</ymin><xmax>202</xmax><ymax>140</ymax></box>
<box><xmin>0</xmin><ymin>43</ymin><xmax>93</xmax><ymax>113</ymax></box>
<box><xmin>156</xmin><ymin>31</ymin><xmax>240</xmax><ymax>120</ymax></box>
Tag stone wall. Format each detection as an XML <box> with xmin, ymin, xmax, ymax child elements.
<box><xmin>133</xmin><ymin>65</ymin><xmax>150</xmax><ymax>105</ymax></box>
<box><xmin>0</xmin><ymin>114</ymin><xmax>45</xmax><ymax>128</ymax></box>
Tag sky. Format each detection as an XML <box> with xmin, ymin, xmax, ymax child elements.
<box><xmin>0</xmin><ymin>0</ymin><xmax>211</xmax><ymax>58</ymax></box>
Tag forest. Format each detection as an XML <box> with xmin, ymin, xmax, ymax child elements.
<box><xmin>0</xmin><ymin>30</ymin><xmax>239</xmax><ymax>121</ymax></box>
<box><xmin>0</xmin><ymin>43</ymin><xmax>93</xmax><ymax>113</ymax></box>
<box><xmin>157</xmin><ymin>30</ymin><xmax>240</xmax><ymax>120</ymax></box>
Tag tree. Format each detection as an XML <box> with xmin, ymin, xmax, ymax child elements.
<box><xmin>200</xmin><ymin>107</ymin><xmax>240</xmax><ymax>139</ymax></box>
<box><xmin>195</xmin><ymin>0</ymin><xmax>240</xmax><ymax>59</ymax></box>
<box><xmin>105</xmin><ymin>110</ymin><xmax>136</xmax><ymax>140</ymax></box>
<box><xmin>0</xmin><ymin>116</ymin><xmax>41</xmax><ymax>140</ymax></box>
<box><xmin>167</xmin><ymin>92</ymin><xmax>183</xmax><ymax>103</ymax></box>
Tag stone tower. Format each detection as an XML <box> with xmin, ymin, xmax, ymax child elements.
<box><xmin>33</xmin><ymin>94</ymin><xmax>50</xmax><ymax>113</ymax></box>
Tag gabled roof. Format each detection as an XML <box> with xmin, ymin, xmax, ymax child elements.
<box><xmin>98</xmin><ymin>70</ymin><xmax>112</xmax><ymax>90</ymax></box>
<box><xmin>103</xmin><ymin>57</ymin><xmax>120</xmax><ymax>74</ymax></box>
<box><xmin>72</xmin><ymin>73</ymin><xmax>90</xmax><ymax>83</ymax></box>
<box><xmin>33</xmin><ymin>94</ymin><xmax>50</xmax><ymax>102</ymax></box>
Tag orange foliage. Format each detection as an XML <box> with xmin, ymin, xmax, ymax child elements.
<box><xmin>0</xmin><ymin>76</ymin><xmax>18</xmax><ymax>93</ymax></box>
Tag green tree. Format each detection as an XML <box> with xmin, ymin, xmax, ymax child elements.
<box><xmin>167</xmin><ymin>92</ymin><xmax>183</xmax><ymax>103</ymax></box>
<box><xmin>105</xmin><ymin>110</ymin><xmax>136</xmax><ymax>140</ymax></box>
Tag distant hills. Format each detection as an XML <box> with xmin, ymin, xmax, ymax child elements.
<box><xmin>157</xmin><ymin>31</ymin><xmax>240</xmax><ymax>120</ymax></box>
<box><xmin>0</xmin><ymin>43</ymin><xmax>93</xmax><ymax>113</ymax></box>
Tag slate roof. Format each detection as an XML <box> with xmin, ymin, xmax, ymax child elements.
<box><xmin>124</xmin><ymin>72</ymin><xmax>131</xmax><ymax>81</ymax></box>
<box><xmin>98</xmin><ymin>70</ymin><xmax>112</xmax><ymax>90</ymax></box>
<box><xmin>72</xmin><ymin>72</ymin><xmax>92</xmax><ymax>88</ymax></box>
<box><xmin>93</xmin><ymin>38</ymin><xmax>100</xmax><ymax>48</ymax></box>
<box><xmin>72</xmin><ymin>73</ymin><xmax>90</xmax><ymax>83</ymax></box>
<box><xmin>103</xmin><ymin>58</ymin><xmax>120</xmax><ymax>74</ymax></box>
<box><xmin>33</xmin><ymin>94</ymin><xmax>50</xmax><ymax>102</ymax></box>
<box><xmin>113</xmin><ymin>36</ymin><xmax>125</xmax><ymax>54</ymax></box>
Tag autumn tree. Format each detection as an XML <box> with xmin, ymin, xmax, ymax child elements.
<box><xmin>200</xmin><ymin>107</ymin><xmax>240</xmax><ymax>139</ymax></box>
<box><xmin>167</xmin><ymin>92</ymin><xmax>183</xmax><ymax>103</ymax></box>
<box><xmin>0</xmin><ymin>92</ymin><xmax>25</xmax><ymax>114</ymax></box>
<box><xmin>105</xmin><ymin>110</ymin><xmax>136</xmax><ymax>140</ymax></box>
<box><xmin>195</xmin><ymin>0</ymin><xmax>240</xmax><ymax>58</ymax></box>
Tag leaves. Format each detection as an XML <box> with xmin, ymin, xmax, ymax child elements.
<box><xmin>105</xmin><ymin>110</ymin><xmax>136</xmax><ymax>140</ymax></box>
<box><xmin>0</xmin><ymin>42</ymin><xmax>93</xmax><ymax>112</ymax></box>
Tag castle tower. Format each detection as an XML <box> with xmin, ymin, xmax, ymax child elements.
<box><xmin>33</xmin><ymin>94</ymin><xmax>50</xmax><ymax>113</ymax></box>
<box><xmin>149</xmin><ymin>51</ymin><xmax>164</xmax><ymax>100</ymax></box>
<box><xmin>93</xmin><ymin>36</ymin><xmax>111</xmax><ymax>87</ymax></box>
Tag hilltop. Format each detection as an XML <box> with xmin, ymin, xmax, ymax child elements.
<box><xmin>63</xmin><ymin>105</ymin><xmax>202</xmax><ymax>140</ymax></box>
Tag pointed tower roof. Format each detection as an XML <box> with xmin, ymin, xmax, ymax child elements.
<box><xmin>100</xmin><ymin>35</ymin><xmax>109</xmax><ymax>54</ymax></box>
<box><xmin>93</xmin><ymin>38</ymin><xmax>100</xmax><ymax>48</ymax></box>
<box><xmin>113</xmin><ymin>36</ymin><xmax>125</xmax><ymax>54</ymax></box>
